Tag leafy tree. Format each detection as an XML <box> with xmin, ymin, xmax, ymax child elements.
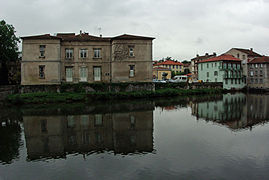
<box><xmin>182</xmin><ymin>60</ymin><xmax>190</xmax><ymax>64</ymax></box>
<box><xmin>0</xmin><ymin>20</ymin><xmax>20</xmax><ymax>85</ymax></box>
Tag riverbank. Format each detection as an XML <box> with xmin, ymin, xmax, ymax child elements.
<box><xmin>6</xmin><ymin>88</ymin><xmax>224</xmax><ymax>104</ymax></box>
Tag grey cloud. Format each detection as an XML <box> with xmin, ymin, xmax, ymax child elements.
<box><xmin>0</xmin><ymin>0</ymin><xmax>268</xmax><ymax>60</ymax></box>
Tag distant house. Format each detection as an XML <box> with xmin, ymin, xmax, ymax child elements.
<box><xmin>21</xmin><ymin>32</ymin><xmax>154</xmax><ymax>85</ymax></box>
<box><xmin>198</xmin><ymin>54</ymin><xmax>246</xmax><ymax>90</ymax></box>
<box><xmin>191</xmin><ymin>53</ymin><xmax>217</xmax><ymax>80</ymax></box>
<box><xmin>153</xmin><ymin>60</ymin><xmax>184</xmax><ymax>74</ymax></box>
<box><xmin>153</xmin><ymin>67</ymin><xmax>172</xmax><ymax>80</ymax></box>
<box><xmin>247</xmin><ymin>56</ymin><xmax>269</xmax><ymax>90</ymax></box>
<box><xmin>225</xmin><ymin>48</ymin><xmax>262</xmax><ymax>77</ymax></box>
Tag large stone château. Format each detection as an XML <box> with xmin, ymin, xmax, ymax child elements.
<box><xmin>21</xmin><ymin>32</ymin><xmax>154</xmax><ymax>85</ymax></box>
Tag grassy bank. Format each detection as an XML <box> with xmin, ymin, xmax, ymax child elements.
<box><xmin>6</xmin><ymin>88</ymin><xmax>224</xmax><ymax>104</ymax></box>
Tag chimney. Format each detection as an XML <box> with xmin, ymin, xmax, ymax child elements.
<box><xmin>196</xmin><ymin>54</ymin><xmax>199</xmax><ymax>57</ymax></box>
<box><xmin>250</xmin><ymin>48</ymin><xmax>253</xmax><ymax>52</ymax></box>
<box><xmin>79</xmin><ymin>30</ymin><xmax>82</xmax><ymax>35</ymax></box>
<box><xmin>100</xmin><ymin>34</ymin><xmax>102</xmax><ymax>38</ymax></box>
<box><xmin>213</xmin><ymin>52</ymin><xmax>217</xmax><ymax>56</ymax></box>
<box><xmin>205</xmin><ymin>53</ymin><xmax>209</xmax><ymax>56</ymax></box>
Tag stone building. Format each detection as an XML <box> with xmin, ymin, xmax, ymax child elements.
<box><xmin>225</xmin><ymin>48</ymin><xmax>262</xmax><ymax>77</ymax></box>
<box><xmin>247</xmin><ymin>56</ymin><xmax>269</xmax><ymax>90</ymax></box>
<box><xmin>190</xmin><ymin>53</ymin><xmax>217</xmax><ymax>80</ymax></box>
<box><xmin>21</xmin><ymin>32</ymin><xmax>154</xmax><ymax>85</ymax></box>
<box><xmin>197</xmin><ymin>54</ymin><xmax>246</xmax><ymax>90</ymax></box>
<box><xmin>153</xmin><ymin>60</ymin><xmax>184</xmax><ymax>74</ymax></box>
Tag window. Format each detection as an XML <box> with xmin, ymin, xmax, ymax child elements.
<box><xmin>237</xmin><ymin>53</ymin><xmax>239</xmax><ymax>58</ymax></box>
<box><xmin>66</xmin><ymin>67</ymin><xmax>73</xmax><ymax>82</ymax></box>
<box><xmin>215</xmin><ymin>78</ymin><xmax>217</xmax><ymax>82</ymax></box>
<box><xmin>207</xmin><ymin>72</ymin><xmax>209</xmax><ymax>77</ymax></box>
<box><xmin>39</xmin><ymin>65</ymin><xmax>45</xmax><ymax>79</ymax></box>
<box><xmin>212</xmin><ymin>63</ymin><xmax>213</xmax><ymax>67</ymax></box>
<box><xmin>201</xmin><ymin>64</ymin><xmax>203</xmax><ymax>70</ymax></box>
<box><xmin>176</xmin><ymin>65</ymin><xmax>178</xmax><ymax>69</ymax></box>
<box><xmin>41</xmin><ymin>119</ymin><xmax>47</xmax><ymax>133</ymax></box>
<box><xmin>94</xmin><ymin>114</ymin><xmax>103</xmax><ymax>126</ymax></box>
<box><xmin>65</xmin><ymin>49</ymin><xmax>73</xmax><ymax>59</ymax></box>
<box><xmin>225</xmin><ymin>79</ymin><xmax>228</xmax><ymax>84</ymax></box>
<box><xmin>231</xmin><ymin>79</ymin><xmax>233</xmax><ymax>84</ymax></box>
<box><xmin>39</xmin><ymin>45</ymin><xmax>46</xmax><ymax>57</ymax></box>
<box><xmin>80</xmin><ymin>49</ymin><xmax>87</xmax><ymax>58</ymax></box>
<box><xmin>130</xmin><ymin>115</ymin><xmax>135</xmax><ymax>129</ymax></box>
<box><xmin>173</xmin><ymin>65</ymin><xmax>175</xmax><ymax>69</ymax></box>
<box><xmin>93</xmin><ymin>66</ymin><xmax>101</xmax><ymax>81</ymax></box>
<box><xmin>79</xmin><ymin>67</ymin><xmax>87</xmax><ymax>82</ymax></box>
<box><xmin>250</xmin><ymin>71</ymin><xmax>253</xmax><ymax>77</ymax></box>
<box><xmin>255</xmin><ymin>64</ymin><xmax>258</xmax><ymax>68</ymax></box>
<box><xmin>129</xmin><ymin>46</ymin><xmax>134</xmax><ymax>57</ymax></box>
<box><xmin>260</xmin><ymin>70</ymin><xmax>263</xmax><ymax>76</ymax></box>
<box><xmin>215</xmin><ymin>63</ymin><xmax>217</xmax><ymax>67</ymax></box>
<box><xmin>242</xmin><ymin>55</ymin><xmax>246</xmax><ymax>60</ymax></box>
<box><xmin>214</xmin><ymin>71</ymin><xmax>218</xmax><ymax>76</ymax></box>
<box><xmin>94</xmin><ymin>48</ymin><xmax>101</xmax><ymax>58</ymax></box>
<box><xmin>260</xmin><ymin>64</ymin><xmax>263</xmax><ymax>68</ymax></box>
<box><xmin>251</xmin><ymin>78</ymin><xmax>254</xmax><ymax>83</ymax></box>
<box><xmin>255</xmin><ymin>79</ymin><xmax>258</xmax><ymax>83</ymax></box>
<box><xmin>260</xmin><ymin>79</ymin><xmax>263</xmax><ymax>83</ymax></box>
<box><xmin>207</xmin><ymin>64</ymin><xmax>209</xmax><ymax>68</ymax></box>
<box><xmin>235</xmin><ymin>79</ymin><xmax>237</xmax><ymax>84</ymax></box>
<box><xmin>129</xmin><ymin>65</ymin><xmax>135</xmax><ymax>77</ymax></box>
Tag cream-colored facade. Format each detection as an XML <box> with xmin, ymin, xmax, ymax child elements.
<box><xmin>21</xmin><ymin>33</ymin><xmax>154</xmax><ymax>85</ymax></box>
<box><xmin>153</xmin><ymin>67</ymin><xmax>172</xmax><ymax>80</ymax></box>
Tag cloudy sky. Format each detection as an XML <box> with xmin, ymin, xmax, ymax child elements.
<box><xmin>1</xmin><ymin>0</ymin><xmax>268</xmax><ymax>60</ymax></box>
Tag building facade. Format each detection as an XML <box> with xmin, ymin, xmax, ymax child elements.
<box><xmin>225</xmin><ymin>48</ymin><xmax>262</xmax><ymax>77</ymax></box>
<box><xmin>198</xmin><ymin>54</ymin><xmax>246</xmax><ymax>90</ymax></box>
<box><xmin>247</xmin><ymin>56</ymin><xmax>269</xmax><ymax>90</ymax></box>
<box><xmin>153</xmin><ymin>67</ymin><xmax>172</xmax><ymax>80</ymax></box>
<box><xmin>153</xmin><ymin>60</ymin><xmax>184</xmax><ymax>74</ymax></box>
<box><xmin>21</xmin><ymin>33</ymin><xmax>154</xmax><ymax>85</ymax></box>
<box><xmin>190</xmin><ymin>53</ymin><xmax>217</xmax><ymax>80</ymax></box>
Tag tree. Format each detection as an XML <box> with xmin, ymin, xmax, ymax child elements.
<box><xmin>0</xmin><ymin>20</ymin><xmax>20</xmax><ymax>85</ymax></box>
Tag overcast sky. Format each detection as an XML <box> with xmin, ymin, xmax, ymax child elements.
<box><xmin>1</xmin><ymin>0</ymin><xmax>268</xmax><ymax>60</ymax></box>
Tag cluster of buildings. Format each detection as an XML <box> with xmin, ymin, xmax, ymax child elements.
<box><xmin>153</xmin><ymin>48</ymin><xmax>268</xmax><ymax>90</ymax></box>
<box><xmin>20</xmin><ymin>31</ymin><xmax>268</xmax><ymax>90</ymax></box>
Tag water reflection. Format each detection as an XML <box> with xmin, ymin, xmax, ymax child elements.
<box><xmin>191</xmin><ymin>93</ymin><xmax>269</xmax><ymax>130</ymax></box>
<box><xmin>23</xmin><ymin>104</ymin><xmax>154</xmax><ymax>160</ymax></box>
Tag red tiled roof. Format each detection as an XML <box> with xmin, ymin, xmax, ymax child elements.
<box><xmin>198</xmin><ymin>54</ymin><xmax>241</xmax><ymax>63</ymax></box>
<box><xmin>57</xmin><ymin>33</ymin><xmax>110</xmax><ymax>42</ymax></box>
<box><xmin>21</xmin><ymin>34</ymin><xmax>61</xmax><ymax>40</ymax></box>
<box><xmin>112</xmin><ymin>34</ymin><xmax>155</xmax><ymax>40</ymax></box>
<box><xmin>234</xmin><ymin>48</ymin><xmax>262</xmax><ymax>57</ymax></box>
<box><xmin>248</xmin><ymin>56</ymin><xmax>269</xmax><ymax>64</ymax></box>
<box><xmin>153</xmin><ymin>67</ymin><xmax>171</xmax><ymax>70</ymax></box>
<box><xmin>191</xmin><ymin>53</ymin><xmax>216</xmax><ymax>61</ymax></box>
<box><xmin>154</xmin><ymin>60</ymin><xmax>183</xmax><ymax>66</ymax></box>
<box><xmin>21</xmin><ymin>33</ymin><xmax>154</xmax><ymax>42</ymax></box>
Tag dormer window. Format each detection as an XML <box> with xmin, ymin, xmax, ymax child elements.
<box><xmin>39</xmin><ymin>45</ymin><xmax>46</xmax><ymax>57</ymax></box>
<box><xmin>129</xmin><ymin>46</ymin><xmax>134</xmax><ymax>57</ymax></box>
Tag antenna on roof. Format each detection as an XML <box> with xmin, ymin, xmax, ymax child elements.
<box><xmin>98</xmin><ymin>27</ymin><xmax>102</xmax><ymax>37</ymax></box>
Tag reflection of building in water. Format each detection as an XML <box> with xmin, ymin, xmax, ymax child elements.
<box><xmin>247</xmin><ymin>94</ymin><xmax>269</xmax><ymax>123</ymax></box>
<box><xmin>191</xmin><ymin>93</ymin><xmax>269</xmax><ymax>130</ymax></box>
<box><xmin>23</xmin><ymin>111</ymin><xmax>153</xmax><ymax>160</ymax></box>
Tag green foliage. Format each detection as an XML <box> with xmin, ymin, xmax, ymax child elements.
<box><xmin>0</xmin><ymin>20</ymin><xmax>20</xmax><ymax>85</ymax></box>
<box><xmin>6</xmin><ymin>88</ymin><xmax>223</xmax><ymax>105</ymax></box>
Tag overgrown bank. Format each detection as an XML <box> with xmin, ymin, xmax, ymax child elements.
<box><xmin>6</xmin><ymin>88</ymin><xmax>224</xmax><ymax>104</ymax></box>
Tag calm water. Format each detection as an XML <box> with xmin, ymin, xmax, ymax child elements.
<box><xmin>0</xmin><ymin>93</ymin><xmax>269</xmax><ymax>180</ymax></box>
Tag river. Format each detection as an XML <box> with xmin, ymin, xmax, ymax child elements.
<box><xmin>0</xmin><ymin>93</ymin><xmax>269</xmax><ymax>180</ymax></box>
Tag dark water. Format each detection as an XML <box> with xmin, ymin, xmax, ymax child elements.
<box><xmin>0</xmin><ymin>93</ymin><xmax>269</xmax><ymax>180</ymax></box>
